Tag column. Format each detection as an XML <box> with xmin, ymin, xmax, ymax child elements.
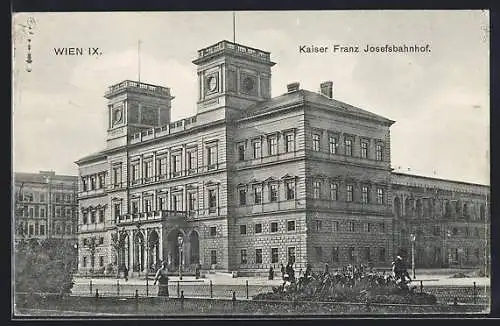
<box><xmin>152</xmin><ymin>151</ymin><xmax>157</xmax><ymax>179</ymax></box>
<box><xmin>158</xmin><ymin>227</ymin><xmax>164</xmax><ymax>262</ymax></box>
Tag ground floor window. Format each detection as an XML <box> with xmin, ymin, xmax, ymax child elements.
<box><xmin>83</xmin><ymin>256</ymin><xmax>87</xmax><ymax>267</ymax></box>
<box><xmin>99</xmin><ymin>256</ymin><xmax>104</xmax><ymax>267</ymax></box>
<box><xmin>331</xmin><ymin>247</ymin><xmax>339</xmax><ymax>262</ymax></box>
<box><xmin>379</xmin><ymin>247</ymin><xmax>386</xmax><ymax>261</ymax></box>
<box><xmin>240</xmin><ymin>249</ymin><xmax>247</xmax><ymax>264</ymax></box>
<box><xmin>210</xmin><ymin>250</ymin><xmax>217</xmax><ymax>265</ymax></box>
<box><xmin>255</xmin><ymin>249</ymin><xmax>263</xmax><ymax>264</ymax></box>
<box><xmin>287</xmin><ymin>247</ymin><xmax>295</xmax><ymax>264</ymax></box>
<box><xmin>271</xmin><ymin>248</ymin><xmax>279</xmax><ymax>263</ymax></box>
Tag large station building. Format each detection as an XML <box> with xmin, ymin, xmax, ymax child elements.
<box><xmin>75</xmin><ymin>40</ymin><xmax>489</xmax><ymax>276</ymax></box>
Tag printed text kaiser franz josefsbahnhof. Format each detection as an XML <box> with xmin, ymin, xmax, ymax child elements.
<box><xmin>299</xmin><ymin>44</ymin><xmax>431</xmax><ymax>54</ymax></box>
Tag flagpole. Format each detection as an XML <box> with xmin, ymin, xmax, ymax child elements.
<box><xmin>233</xmin><ymin>12</ymin><xmax>236</xmax><ymax>44</ymax></box>
<box><xmin>138</xmin><ymin>40</ymin><xmax>141</xmax><ymax>83</ymax></box>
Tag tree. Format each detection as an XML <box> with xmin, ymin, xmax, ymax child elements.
<box><xmin>15</xmin><ymin>238</ymin><xmax>77</xmax><ymax>295</ymax></box>
<box><xmin>110</xmin><ymin>230</ymin><xmax>122</xmax><ymax>278</ymax></box>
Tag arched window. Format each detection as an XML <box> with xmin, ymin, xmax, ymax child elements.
<box><xmin>404</xmin><ymin>198</ymin><xmax>411</xmax><ymax>217</ymax></box>
<box><xmin>463</xmin><ymin>203</ymin><xmax>469</xmax><ymax>219</ymax></box>
<box><xmin>456</xmin><ymin>200</ymin><xmax>462</xmax><ymax>217</ymax></box>
<box><xmin>415</xmin><ymin>199</ymin><xmax>422</xmax><ymax>218</ymax></box>
<box><xmin>444</xmin><ymin>200</ymin><xmax>452</xmax><ymax>217</ymax></box>
<box><xmin>480</xmin><ymin>204</ymin><xmax>485</xmax><ymax>220</ymax></box>
<box><xmin>394</xmin><ymin>197</ymin><xmax>401</xmax><ymax>218</ymax></box>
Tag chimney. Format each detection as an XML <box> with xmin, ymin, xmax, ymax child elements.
<box><xmin>320</xmin><ymin>81</ymin><xmax>333</xmax><ymax>98</ymax></box>
<box><xmin>287</xmin><ymin>82</ymin><xmax>300</xmax><ymax>93</ymax></box>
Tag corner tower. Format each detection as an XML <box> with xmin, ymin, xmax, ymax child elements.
<box><xmin>104</xmin><ymin>80</ymin><xmax>175</xmax><ymax>149</ymax></box>
<box><xmin>192</xmin><ymin>40</ymin><xmax>276</xmax><ymax>119</ymax></box>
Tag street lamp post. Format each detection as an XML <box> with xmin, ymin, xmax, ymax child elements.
<box><xmin>410</xmin><ymin>233</ymin><xmax>416</xmax><ymax>280</ymax></box>
<box><xmin>177</xmin><ymin>235</ymin><xmax>183</xmax><ymax>280</ymax></box>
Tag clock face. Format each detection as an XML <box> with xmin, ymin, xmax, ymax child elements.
<box><xmin>207</xmin><ymin>76</ymin><xmax>218</xmax><ymax>92</ymax></box>
<box><xmin>113</xmin><ymin>108</ymin><xmax>123</xmax><ymax>124</ymax></box>
<box><xmin>242</xmin><ymin>76</ymin><xmax>255</xmax><ymax>93</ymax></box>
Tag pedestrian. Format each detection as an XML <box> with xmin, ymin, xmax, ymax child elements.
<box><xmin>153</xmin><ymin>261</ymin><xmax>169</xmax><ymax>297</ymax></box>
<box><xmin>280</xmin><ymin>263</ymin><xmax>286</xmax><ymax>280</ymax></box>
<box><xmin>324</xmin><ymin>262</ymin><xmax>329</xmax><ymax>276</ymax></box>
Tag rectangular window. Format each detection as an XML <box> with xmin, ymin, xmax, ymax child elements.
<box><xmin>238</xmin><ymin>144</ymin><xmax>245</xmax><ymax>161</ymax></box>
<box><xmin>332</xmin><ymin>221</ymin><xmax>339</xmax><ymax>232</ymax></box>
<box><xmin>285</xmin><ymin>134</ymin><xmax>294</xmax><ymax>153</ymax></box>
<box><xmin>90</xmin><ymin>176</ymin><xmax>96</xmax><ymax>190</ymax></box>
<box><xmin>90</xmin><ymin>211</ymin><xmax>96</xmax><ymax>223</ymax></box>
<box><xmin>158</xmin><ymin>196</ymin><xmax>166</xmax><ymax>211</ymax></box>
<box><xmin>315</xmin><ymin>220</ymin><xmax>322</xmax><ymax>232</ymax></box>
<box><xmin>83</xmin><ymin>257</ymin><xmax>87</xmax><ymax>268</ymax></box>
<box><xmin>288</xmin><ymin>247</ymin><xmax>296</xmax><ymax>264</ymax></box>
<box><xmin>187</xmin><ymin>151</ymin><xmax>197</xmax><ymax>171</ymax></box>
<box><xmin>208</xmin><ymin>189</ymin><xmax>217</xmax><ymax>213</ymax></box>
<box><xmin>286</xmin><ymin>181</ymin><xmax>295</xmax><ymax>200</ymax></box>
<box><xmin>131</xmin><ymin>200</ymin><xmax>139</xmax><ymax>214</ymax></box>
<box><xmin>345</xmin><ymin>139</ymin><xmax>352</xmax><ymax>156</ymax></box>
<box><xmin>361</xmin><ymin>141</ymin><xmax>368</xmax><ymax>158</ymax></box>
<box><xmin>271</xmin><ymin>248</ymin><xmax>279</xmax><ymax>264</ymax></box>
<box><xmin>157</xmin><ymin>157</ymin><xmax>167</xmax><ymax>176</ymax></box>
<box><xmin>113</xmin><ymin>167</ymin><xmax>121</xmax><ymax>186</ymax></box>
<box><xmin>379</xmin><ymin>247</ymin><xmax>386</xmax><ymax>261</ymax></box>
<box><xmin>29</xmin><ymin>207</ymin><xmax>34</xmax><ymax>217</ymax></box>
<box><xmin>315</xmin><ymin>247</ymin><xmax>323</xmax><ymax>261</ymax></box>
<box><xmin>144</xmin><ymin>161</ymin><xmax>153</xmax><ymax>179</ymax></box>
<box><xmin>364</xmin><ymin>247</ymin><xmax>371</xmax><ymax>261</ymax></box>
<box><xmin>239</xmin><ymin>188</ymin><xmax>247</xmax><ymax>206</ymax></box>
<box><xmin>173</xmin><ymin>193</ymin><xmax>183</xmax><ymax>211</ymax></box>
<box><xmin>144</xmin><ymin>198</ymin><xmax>152</xmax><ymax>212</ymax></box>
<box><xmin>254</xmin><ymin>186</ymin><xmax>262</xmax><ymax>204</ymax></box>
<box><xmin>66</xmin><ymin>194</ymin><xmax>72</xmax><ymax>202</ymax></box>
<box><xmin>99</xmin><ymin>256</ymin><xmax>104</xmax><ymax>267</ymax></box>
<box><xmin>376</xmin><ymin>144</ymin><xmax>383</xmax><ymax>161</ymax></box>
<box><xmin>114</xmin><ymin>203</ymin><xmax>121</xmax><ymax>220</ymax></box>
<box><xmin>379</xmin><ymin>222</ymin><xmax>385</xmax><ymax>233</ymax></box>
<box><xmin>346</xmin><ymin>185</ymin><xmax>353</xmax><ymax>202</ymax></box>
<box><xmin>271</xmin><ymin>222</ymin><xmax>278</xmax><ymax>233</ymax></box>
<box><xmin>131</xmin><ymin>164</ymin><xmax>140</xmax><ymax>182</ymax></box>
<box><xmin>172</xmin><ymin>154</ymin><xmax>181</xmax><ymax>175</ymax></box>
<box><xmin>269</xmin><ymin>184</ymin><xmax>278</xmax><ymax>202</ymax></box>
<box><xmin>332</xmin><ymin>247</ymin><xmax>339</xmax><ymax>262</ymax></box>
<box><xmin>82</xmin><ymin>212</ymin><xmax>88</xmax><ymax>224</ymax></box>
<box><xmin>188</xmin><ymin>192</ymin><xmax>196</xmax><ymax>212</ymax></box>
<box><xmin>40</xmin><ymin>224</ymin><xmax>45</xmax><ymax>235</ymax></box>
<box><xmin>210</xmin><ymin>226</ymin><xmax>217</xmax><ymax>236</ymax></box>
<box><xmin>255</xmin><ymin>223</ymin><xmax>262</xmax><ymax>234</ymax></box>
<box><xmin>40</xmin><ymin>207</ymin><xmax>46</xmax><ymax>217</ymax></box>
<box><xmin>207</xmin><ymin>146</ymin><xmax>217</xmax><ymax>167</ymax></box>
<box><xmin>253</xmin><ymin>140</ymin><xmax>261</xmax><ymax>159</ymax></box>
<box><xmin>240</xmin><ymin>225</ymin><xmax>247</xmax><ymax>235</ymax></box>
<box><xmin>98</xmin><ymin>174</ymin><xmax>105</xmax><ymax>188</ymax></box>
<box><xmin>40</xmin><ymin>193</ymin><xmax>46</xmax><ymax>202</ymax></box>
<box><xmin>268</xmin><ymin>136</ymin><xmax>277</xmax><ymax>156</ymax></box>
<box><xmin>98</xmin><ymin>209</ymin><xmax>104</xmax><ymax>223</ymax></box>
<box><xmin>330</xmin><ymin>183</ymin><xmax>338</xmax><ymax>201</ymax></box>
<box><xmin>312</xmin><ymin>133</ymin><xmax>320</xmax><ymax>151</ymax></box>
<box><xmin>287</xmin><ymin>220</ymin><xmax>296</xmax><ymax>231</ymax></box>
<box><xmin>362</xmin><ymin>186</ymin><xmax>369</xmax><ymax>204</ymax></box>
<box><xmin>348</xmin><ymin>247</ymin><xmax>355</xmax><ymax>262</ymax></box>
<box><xmin>29</xmin><ymin>224</ymin><xmax>34</xmax><ymax>236</ymax></box>
<box><xmin>377</xmin><ymin>188</ymin><xmax>384</xmax><ymax>204</ymax></box>
<box><xmin>210</xmin><ymin>250</ymin><xmax>217</xmax><ymax>265</ymax></box>
<box><xmin>349</xmin><ymin>221</ymin><xmax>355</xmax><ymax>232</ymax></box>
<box><xmin>255</xmin><ymin>249</ymin><xmax>263</xmax><ymax>264</ymax></box>
<box><xmin>329</xmin><ymin>136</ymin><xmax>337</xmax><ymax>154</ymax></box>
<box><xmin>99</xmin><ymin>237</ymin><xmax>104</xmax><ymax>245</ymax></box>
<box><xmin>313</xmin><ymin>181</ymin><xmax>321</xmax><ymax>199</ymax></box>
<box><xmin>65</xmin><ymin>207</ymin><xmax>72</xmax><ymax>218</ymax></box>
<box><xmin>240</xmin><ymin>249</ymin><xmax>247</xmax><ymax>264</ymax></box>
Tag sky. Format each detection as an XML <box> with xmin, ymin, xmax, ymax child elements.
<box><xmin>12</xmin><ymin>10</ymin><xmax>490</xmax><ymax>185</ymax></box>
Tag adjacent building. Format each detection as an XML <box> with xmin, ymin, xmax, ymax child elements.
<box><xmin>75</xmin><ymin>40</ymin><xmax>490</xmax><ymax>276</ymax></box>
<box><xmin>13</xmin><ymin>171</ymin><xmax>78</xmax><ymax>243</ymax></box>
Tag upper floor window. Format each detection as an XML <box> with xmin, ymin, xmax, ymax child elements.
<box><xmin>346</xmin><ymin>184</ymin><xmax>354</xmax><ymax>202</ymax></box>
<box><xmin>361</xmin><ymin>141</ymin><xmax>368</xmax><ymax>159</ymax></box>
<box><xmin>208</xmin><ymin>189</ymin><xmax>217</xmax><ymax>213</ymax></box>
<box><xmin>377</xmin><ymin>188</ymin><xmax>384</xmax><ymax>204</ymax></box>
<box><xmin>361</xmin><ymin>186</ymin><xmax>369</xmax><ymax>204</ymax></box>
<box><xmin>269</xmin><ymin>184</ymin><xmax>278</xmax><ymax>202</ymax></box>
<box><xmin>131</xmin><ymin>200</ymin><xmax>139</xmax><ymax>214</ymax></box>
<box><xmin>255</xmin><ymin>223</ymin><xmax>262</xmax><ymax>233</ymax></box>
<box><xmin>82</xmin><ymin>212</ymin><xmax>88</xmax><ymax>224</ymax></box>
<box><xmin>113</xmin><ymin>166</ymin><xmax>121</xmax><ymax>186</ymax></box>
<box><xmin>313</xmin><ymin>181</ymin><xmax>321</xmax><ymax>199</ymax></box>
<box><xmin>376</xmin><ymin>144</ymin><xmax>384</xmax><ymax>161</ymax></box>
<box><xmin>240</xmin><ymin>225</ymin><xmax>247</xmax><ymax>235</ymax></box>
<box><xmin>254</xmin><ymin>186</ymin><xmax>262</xmax><ymax>204</ymax></box>
<box><xmin>287</xmin><ymin>220</ymin><xmax>296</xmax><ymax>231</ymax></box>
<box><xmin>348</xmin><ymin>221</ymin><xmax>356</xmax><ymax>232</ymax></box>
<box><xmin>329</xmin><ymin>136</ymin><xmax>338</xmax><ymax>154</ymax></box>
<box><xmin>157</xmin><ymin>157</ymin><xmax>167</xmax><ymax>176</ymax></box>
<box><xmin>312</xmin><ymin>134</ymin><xmax>321</xmax><ymax>151</ymax></box>
<box><xmin>98</xmin><ymin>174</ymin><xmax>105</xmax><ymax>188</ymax></box>
<box><xmin>239</xmin><ymin>188</ymin><xmax>247</xmax><ymax>206</ymax></box>
<box><xmin>210</xmin><ymin>226</ymin><xmax>217</xmax><ymax>236</ymax></box>
<box><xmin>207</xmin><ymin>146</ymin><xmax>217</xmax><ymax>167</ymax></box>
<box><xmin>40</xmin><ymin>193</ymin><xmax>46</xmax><ymax>203</ymax></box>
<box><xmin>114</xmin><ymin>203</ymin><xmax>121</xmax><ymax>220</ymax></box>
<box><xmin>253</xmin><ymin>140</ymin><xmax>261</xmax><ymax>159</ymax></box>
<box><xmin>172</xmin><ymin>193</ymin><xmax>183</xmax><ymax>211</ymax></box>
<box><xmin>271</xmin><ymin>222</ymin><xmax>278</xmax><ymax>232</ymax></box>
<box><xmin>187</xmin><ymin>150</ymin><xmax>197</xmax><ymax>171</ymax></box>
<box><xmin>172</xmin><ymin>154</ymin><xmax>181</xmax><ymax>174</ymax></box>
<box><xmin>268</xmin><ymin>136</ymin><xmax>278</xmax><ymax>156</ymax></box>
<box><xmin>330</xmin><ymin>183</ymin><xmax>338</xmax><ymax>201</ymax></box>
<box><xmin>90</xmin><ymin>176</ymin><xmax>96</xmax><ymax>190</ymax></box>
<box><xmin>82</xmin><ymin>177</ymin><xmax>87</xmax><ymax>191</ymax></box>
<box><xmin>131</xmin><ymin>164</ymin><xmax>140</xmax><ymax>181</ymax></box>
<box><xmin>315</xmin><ymin>220</ymin><xmax>322</xmax><ymax>231</ymax></box>
<box><xmin>238</xmin><ymin>144</ymin><xmax>245</xmax><ymax>161</ymax></box>
<box><xmin>285</xmin><ymin>134</ymin><xmax>294</xmax><ymax>153</ymax></box>
<box><xmin>144</xmin><ymin>198</ymin><xmax>152</xmax><ymax>212</ymax></box>
<box><xmin>345</xmin><ymin>139</ymin><xmax>353</xmax><ymax>156</ymax></box>
<box><xmin>144</xmin><ymin>161</ymin><xmax>153</xmax><ymax>179</ymax></box>
<box><xmin>188</xmin><ymin>192</ymin><xmax>197</xmax><ymax>211</ymax></box>
<box><xmin>286</xmin><ymin>181</ymin><xmax>295</xmax><ymax>200</ymax></box>
<box><xmin>158</xmin><ymin>195</ymin><xmax>167</xmax><ymax>211</ymax></box>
